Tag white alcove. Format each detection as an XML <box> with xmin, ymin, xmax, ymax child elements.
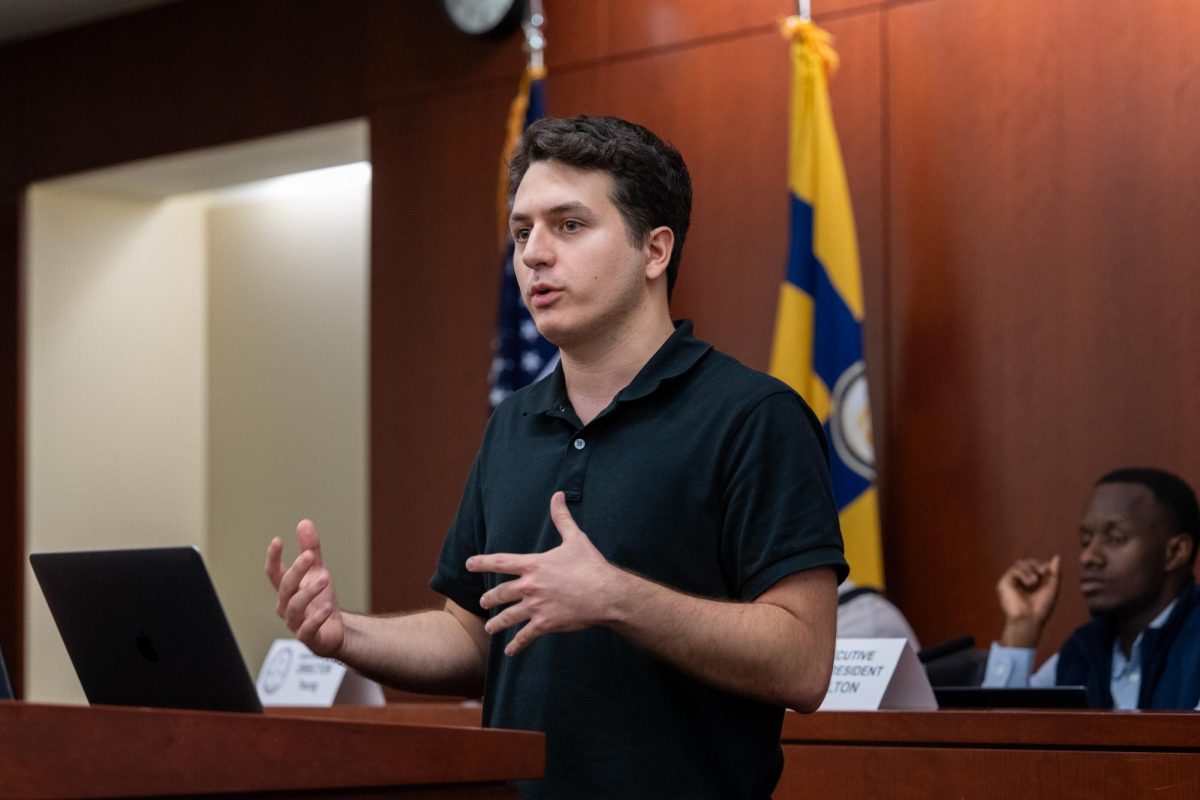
<box><xmin>24</xmin><ymin>119</ymin><xmax>370</xmax><ymax>702</ymax></box>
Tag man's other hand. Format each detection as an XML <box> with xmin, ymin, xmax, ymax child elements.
<box><xmin>467</xmin><ymin>491</ymin><xmax>624</xmax><ymax>657</ymax></box>
<box><xmin>996</xmin><ymin>555</ymin><xmax>1061</xmax><ymax>648</ymax></box>
<box><xmin>265</xmin><ymin>520</ymin><xmax>345</xmax><ymax>658</ymax></box>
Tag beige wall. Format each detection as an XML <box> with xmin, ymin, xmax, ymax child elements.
<box><xmin>24</xmin><ymin>187</ymin><xmax>208</xmax><ymax>703</ymax></box>
<box><xmin>23</xmin><ymin>173</ymin><xmax>369</xmax><ymax>702</ymax></box>
<box><xmin>206</xmin><ymin>184</ymin><xmax>369</xmax><ymax>676</ymax></box>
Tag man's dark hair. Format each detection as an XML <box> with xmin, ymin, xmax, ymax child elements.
<box><xmin>508</xmin><ymin>115</ymin><xmax>692</xmax><ymax>298</ymax></box>
<box><xmin>1096</xmin><ymin>467</ymin><xmax>1200</xmax><ymax>567</ymax></box>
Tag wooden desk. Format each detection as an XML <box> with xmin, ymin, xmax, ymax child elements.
<box><xmin>304</xmin><ymin>704</ymin><xmax>1200</xmax><ymax>798</ymax></box>
<box><xmin>776</xmin><ymin>709</ymin><xmax>1200</xmax><ymax>798</ymax></box>
<box><xmin>0</xmin><ymin>701</ymin><xmax>542</xmax><ymax>799</ymax></box>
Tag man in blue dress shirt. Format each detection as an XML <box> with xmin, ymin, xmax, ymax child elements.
<box><xmin>983</xmin><ymin>468</ymin><xmax>1200</xmax><ymax>709</ymax></box>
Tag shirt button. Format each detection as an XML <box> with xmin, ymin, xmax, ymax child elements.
<box><xmin>573</xmin><ymin>438</ymin><xmax>586</xmax><ymax>450</ymax></box>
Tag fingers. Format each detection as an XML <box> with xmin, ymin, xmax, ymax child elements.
<box><xmin>549</xmin><ymin>491</ymin><xmax>581</xmax><ymax>541</ymax></box>
<box><xmin>484</xmin><ymin>598</ymin><xmax>533</xmax><ymax>636</ymax></box>
<box><xmin>467</xmin><ymin>552</ymin><xmax>533</xmax><ymax>575</ymax></box>
<box><xmin>1044</xmin><ymin>554</ymin><xmax>1062</xmax><ymax>589</ymax></box>
<box><xmin>295</xmin><ymin>519</ymin><xmax>324</xmax><ymax>566</ymax></box>
<box><xmin>268</xmin><ymin>519</ymin><xmax>323</xmax><ymax>602</ymax></box>
<box><xmin>1007</xmin><ymin>558</ymin><xmax>1054</xmax><ymax>590</ymax></box>
<box><xmin>285</xmin><ymin>567</ymin><xmax>330</xmax><ymax>632</ymax></box>
<box><xmin>475</xmin><ymin>580</ymin><xmax>540</xmax><ymax>655</ymax></box>
<box><xmin>295</xmin><ymin>599</ymin><xmax>335</xmax><ymax>645</ymax></box>
<box><xmin>1011</xmin><ymin>560</ymin><xmax>1041</xmax><ymax>589</ymax></box>
<box><xmin>479</xmin><ymin>578</ymin><xmax>523</xmax><ymax>611</ymax></box>
<box><xmin>505</xmin><ymin>620</ymin><xmax>543</xmax><ymax>657</ymax></box>
<box><xmin>265</xmin><ymin>537</ymin><xmax>284</xmax><ymax>590</ymax></box>
<box><xmin>274</xmin><ymin>549</ymin><xmax>316</xmax><ymax>619</ymax></box>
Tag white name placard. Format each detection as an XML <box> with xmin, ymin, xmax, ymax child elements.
<box><xmin>817</xmin><ymin>638</ymin><xmax>937</xmax><ymax>711</ymax></box>
<box><xmin>256</xmin><ymin>639</ymin><xmax>385</xmax><ymax>707</ymax></box>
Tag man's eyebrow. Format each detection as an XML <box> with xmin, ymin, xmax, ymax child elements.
<box><xmin>509</xmin><ymin>202</ymin><xmax>593</xmax><ymax>224</ymax></box>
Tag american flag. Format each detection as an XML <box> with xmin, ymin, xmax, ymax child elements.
<box><xmin>489</xmin><ymin>68</ymin><xmax>558</xmax><ymax>409</ymax></box>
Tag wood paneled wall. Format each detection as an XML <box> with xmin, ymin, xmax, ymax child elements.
<box><xmin>1</xmin><ymin>0</ymin><xmax>1197</xmax><ymax>688</ymax></box>
<box><xmin>884</xmin><ymin>0</ymin><xmax>1200</xmax><ymax>654</ymax></box>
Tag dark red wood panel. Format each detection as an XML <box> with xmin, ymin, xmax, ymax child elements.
<box><xmin>885</xmin><ymin>0</ymin><xmax>1200</xmax><ymax>652</ymax></box>
<box><xmin>368</xmin><ymin>83</ymin><xmax>515</xmax><ymax>613</ymax></box>
<box><xmin>5</xmin><ymin>0</ymin><xmax>368</xmax><ymax>187</ymax></box>
<box><xmin>0</xmin><ymin>192</ymin><xmax>22</xmax><ymax>694</ymax></box>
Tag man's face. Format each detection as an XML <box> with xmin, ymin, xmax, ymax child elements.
<box><xmin>509</xmin><ymin>160</ymin><xmax>651</xmax><ymax>348</ymax></box>
<box><xmin>1077</xmin><ymin>482</ymin><xmax>1174</xmax><ymax>616</ymax></box>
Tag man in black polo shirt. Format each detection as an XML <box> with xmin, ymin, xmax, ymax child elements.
<box><xmin>267</xmin><ymin>115</ymin><xmax>846</xmax><ymax>799</ymax></box>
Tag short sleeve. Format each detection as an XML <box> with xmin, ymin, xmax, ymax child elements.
<box><xmin>720</xmin><ymin>390</ymin><xmax>848</xmax><ymax>600</ymax></box>
<box><xmin>429</xmin><ymin>454</ymin><xmax>489</xmax><ymax>618</ymax></box>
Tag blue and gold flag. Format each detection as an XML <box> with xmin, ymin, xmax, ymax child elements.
<box><xmin>490</xmin><ymin>66</ymin><xmax>558</xmax><ymax>409</ymax></box>
<box><xmin>771</xmin><ymin>18</ymin><xmax>883</xmax><ymax>587</ymax></box>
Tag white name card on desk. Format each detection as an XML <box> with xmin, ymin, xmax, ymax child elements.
<box><xmin>256</xmin><ymin>639</ymin><xmax>386</xmax><ymax>707</ymax></box>
<box><xmin>818</xmin><ymin>638</ymin><xmax>937</xmax><ymax>711</ymax></box>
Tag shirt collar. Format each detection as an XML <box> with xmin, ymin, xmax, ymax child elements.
<box><xmin>1146</xmin><ymin>597</ymin><xmax>1179</xmax><ymax>631</ymax></box>
<box><xmin>1111</xmin><ymin>597</ymin><xmax>1179</xmax><ymax>673</ymax></box>
<box><xmin>520</xmin><ymin>319</ymin><xmax>712</xmax><ymax>417</ymax></box>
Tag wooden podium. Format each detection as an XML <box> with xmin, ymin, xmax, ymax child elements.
<box><xmin>0</xmin><ymin>702</ymin><xmax>542</xmax><ymax>799</ymax></box>
<box><xmin>294</xmin><ymin>704</ymin><xmax>1200</xmax><ymax>798</ymax></box>
<box><xmin>7</xmin><ymin>702</ymin><xmax>1199</xmax><ymax>798</ymax></box>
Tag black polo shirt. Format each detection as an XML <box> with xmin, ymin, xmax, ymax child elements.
<box><xmin>432</xmin><ymin>320</ymin><xmax>846</xmax><ymax>800</ymax></box>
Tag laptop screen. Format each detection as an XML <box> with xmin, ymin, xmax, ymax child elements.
<box><xmin>0</xmin><ymin>640</ymin><xmax>12</xmax><ymax>700</ymax></box>
<box><xmin>934</xmin><ymin>686</ymin><xmax>1090</xmax><ymax>709</ymax></box>
<box><xmin>30</xmin><ymin>546</ymin><xmax>262</xmax><ymax>713</ymax></box>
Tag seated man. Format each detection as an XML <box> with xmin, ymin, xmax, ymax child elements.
<box><xmin>983</xmin><ymin>468</ymin><xmax>1200</xmax><ymax>709</ymax></box>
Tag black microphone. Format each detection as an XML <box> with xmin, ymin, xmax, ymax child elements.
<box><xmin>917</xmin><ymin>635</ymin><xmax>976</xmax><ymax>664</ymax></box>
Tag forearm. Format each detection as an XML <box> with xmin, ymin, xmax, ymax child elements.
<box><xmin>605</xmin><ymin>570</ymin><xmax>835</xmax><ymax>711</ymax></box>
<box><xmin>1000</xmin><ymin>617</ymin><xmax>1044</xmax><ymax>648</ymax></box>
<box><xmin>338</xmin><ymin>606</ymin><xmax>486</xmax><ymax>696</ymax></box>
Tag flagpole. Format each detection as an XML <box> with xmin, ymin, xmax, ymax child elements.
<box><xmin>797</xmin><ymin>0</ymin><xmax>811</xmax><ymax>22</ymax></box>
<box><xmin>524</xmin><ymin>0</ymin><xmax>546</xmax><ymax>72</ymax></box>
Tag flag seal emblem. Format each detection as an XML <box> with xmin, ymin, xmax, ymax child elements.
<box><xmin>830</xmin><ymin>360</ymin><xmax>874</xmax><ymax>481</ymax></box>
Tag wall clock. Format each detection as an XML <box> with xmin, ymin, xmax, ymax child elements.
<box><xmin>442</xmin><ymin>0</ymin><xmax>524</xmax><ymax>38</ymax></box>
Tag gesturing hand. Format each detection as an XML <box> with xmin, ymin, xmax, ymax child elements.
<box><xmin>467</xmin><ymin>491</ymin><xmax>624</xmax><ymax>656</ymax></box>
<box><xmin>996</xmin><ymin>554</ymin><xmax>1060</xmax><ymax>648</ymax></box>
<box><xmin>264</xmin><ymin>519</ymin><xmax>345</xmax><ymax>658</ymax></box>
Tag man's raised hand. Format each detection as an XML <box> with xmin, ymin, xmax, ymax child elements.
<box><xmin>996</xmin><ymin>554</ymin><xmax>1061</xmax><ymax>648</ymax></box>
<box><xmin>467</xmin><ymin>491</ymin><xmax>625</xmax><ymax>657</ymax></box>
<box><xmin>265</xmin><ymin>519</ymin><xmax>345</xmax><ymax>658</ymax></box>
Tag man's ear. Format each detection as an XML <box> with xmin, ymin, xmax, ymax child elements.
<box><xmin>643</xmin><ymin>226</ymin><xmax>675</xmax><ymax>282</ymax></box>
<box><xmin>1164</xmin><ymin>532</ymin><xmax>1194</xmax><ymax>572</ymax></box>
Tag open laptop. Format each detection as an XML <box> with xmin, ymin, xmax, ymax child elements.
<box><xmin>934</xmin><ymin>686</ymin><xmax>1090</xmax><ymax>709</ymax></box>
<box><xmin>30</xmin><ymin>546</ymin><xmax>262</xmax><ymax>712</ymax></box>
<box><xmin>0</xmin><ymin>640</ymin><xmax>13</xmax><ymax>699</ymax></box>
